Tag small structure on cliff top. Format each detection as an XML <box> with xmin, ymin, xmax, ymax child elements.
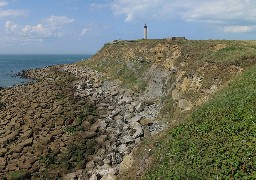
<box><xmin>144</xmin><ymin>24</ymin><xmax>148</xmax><ymax>39</ymax></box>
<box><xmin>167</xmin><ymin>37</ymin><xmax>187</xmax><ymax>41</ymax></box>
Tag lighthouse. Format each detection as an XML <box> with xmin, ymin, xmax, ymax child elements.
<box><xmin>144</xmin><ymin>24</ymin><xmax>148</xmax><ymax>39</ymax></box>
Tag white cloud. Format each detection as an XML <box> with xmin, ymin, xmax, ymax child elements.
<box><xmin>81</xmin><ymin>28</ymin><xmax>89</xmax><ymax>36</ymax></box>
<box><xmin>5</xmin><ymin>21</ymin><xmax>18</xmax><ymax>32</ymax></box>
<box><xmin>111</xmin><ymin>0</ymin><xmax>172</xmax><ymax>22</ymax></box>
<box><xmin>80</xmin><ymin>23</ymin><xmax>109</xmax><ymax>37</ymax></box>
<box><xmin>222</xmin><ymin>25</ymin><xmax>256</xmax><ymax>33</ymax></box>
<box><xmin>182</xmin><ymin>0</ymin><xmax>256</xmax><ymax>23</ymax></box>
<box><xmin>110</xmin><ymin>0</ymin><xmax>256</xmax><ymax>33</ymax></box>
<box><xmin>90</xmin><ymin>3</ymin><xmax>110</xmax><ymax>10</ymax></box>
<box><xmin>4</xmin><ymin>16</ymin><xmax>75</xmax><ymax>45</ymax></box>
<box><xmin>6</xmin><ymin>21</ymin><xmax>53</xmax><ymax>37</ymax></box>
<box><xmin>0</xmin><ymin>1</ymin><xmax>8</xmax><ymax>7</ymax></box>
<box><xmin>111</xmin><ymin>0</ymin><xmax>256</xmax><ymax>22</ymax></box>
<box><xmin>0</xmin><ymin>1</ymin><xmax>27</xmax><ymax>18</ymax></box>
<box><xmin>44</xmin><ymin>15</ymin><xmax>74</xmax><ymax>28</ymax></box>
<box><xmin>0</xmin><ymin>9</ymin><xmax>27</xmax><ymax>17</ymax></box>
<box><xmin>80</xmin><ymin>24</ymin><xmax>97</xmax><ymax>36</ymax></box>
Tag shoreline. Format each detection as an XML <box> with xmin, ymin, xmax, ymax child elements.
<box><xmin>0</xmin><ymin>54</ymin><xmax>90</xmax><ymax>89</ymax></box>
<box><xmin>0</xmin><ymin>69</ymin><xmax>38</xmax><ymax>90</ymax></box>
<box><xmin>0</xmin><ymin>65</ymin><xmax>89</xmax><ymax>178</ymax></box>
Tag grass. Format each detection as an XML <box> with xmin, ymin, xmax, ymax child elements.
<box><xmin>159</xmin><ymin>95</ymin><xmax>175</xmax><ymax>121</ymax></box>
<box><xmin>38</xmin><ymin>104</ymin><xmax>99</xmax><ymax>178</ymax></box>
<box><xmin>38</xmin><ymin>138</ymin><xmax>98</xmax><ymax>178</ymax></box>
<box><xmin>178</xmin><ymin>40</ymin><xmax>256</xmax><ymax>67</ymax></box>
<box><xmin>115</xmin><ymin>61</ymin><xmax>150</xmax><ymax>91</ymax></box>
<box><xmin>79</xmin><ymin>53</ymin><xmax>151</xmax><ymax>92</ymax></box>
<box><xmin>6</xmin><ymin>170</ymin><xmax>30</xmax><ymax>180</ymax></box>
<box><xmin>144</xmin><ymin>65</ymin><xmax>256</xmax><ymax>179</ymax></box>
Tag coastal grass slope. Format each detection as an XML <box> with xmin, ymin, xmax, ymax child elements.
<box><xmin>144</xmin><ymin>65</ymin><xmax>256</xmax><ymax>179</ymax></box>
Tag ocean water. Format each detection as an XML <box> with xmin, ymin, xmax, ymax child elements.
<box><xmin>0</xmin><ymin>55</ymin><xmax>91</xmax><ymax>88</ymax></box>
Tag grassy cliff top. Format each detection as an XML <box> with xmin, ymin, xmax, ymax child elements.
<box><xmin>78</xmin><ymin>39</ymin><xmax>256</xmax><ymax>91</ymax></box>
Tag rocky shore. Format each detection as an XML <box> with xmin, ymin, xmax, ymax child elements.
<box><xmin>0</xmin><ymin>64</ymin><xmax>165</xmax><ymax>179</ymax></box>
<box><xmin>0</xmin><ymin>40</ymin><xmax>248</xmax><ymax>179</ymax></box>
<box><xmin>61</xmin><ymin>64</ymin><xmax>166</xmax><ymax>179</ymax></box>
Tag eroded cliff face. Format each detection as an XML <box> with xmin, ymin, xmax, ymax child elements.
<box><xmin>86</xmin><ymin>39</ymin><xmax>247</xmax><ymax>123</ymax></box>
<box><xmin>0</xmin><ymin>39</ymin><xmax>255</xmax><ymax>179</ymax></box>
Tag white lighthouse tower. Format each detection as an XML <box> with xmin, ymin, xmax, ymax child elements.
<box><xmin>144</xmin><ymin>24</ymin><xmax>148</xmax><ymax>39</ymax></box>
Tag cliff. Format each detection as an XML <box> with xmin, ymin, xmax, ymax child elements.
<box><xmin>0</xmin><ymin>39</ymin><xmax>255</xmax><ymax>179</ymax></box>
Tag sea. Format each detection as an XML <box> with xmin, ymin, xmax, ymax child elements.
<box><xmin>0</xmin><ymin>54</ymin><xmax>91</xmax><ymax>88</ymax></box>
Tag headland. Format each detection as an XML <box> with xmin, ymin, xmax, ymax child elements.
<box><xmin>0</xmin><ymin>39</ymin><xmax>256</xmax><ymax>179</ymax></box>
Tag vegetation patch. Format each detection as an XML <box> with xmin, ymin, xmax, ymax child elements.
<box><xmin>81</xmin><ymin>54</ymin><xmax>151</xmax><ymax>92</ymax></box>
<box><xmin>144</xmin><ymin>65</ymin><xmax>256</xmax><ymax>179</ymax></box>
<box><xmin>38</xmin><ymin>105</ymin><xmax>99</xmax><ymax>178</ymax></box>
<box><xmin>6</xmin><ymin>170</ymin><xmax>31</xmax><ymax>180</ymax></box>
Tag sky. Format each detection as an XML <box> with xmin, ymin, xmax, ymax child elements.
<box><xmin>0</xmin><ymin>0</ymin><xmax>256</xmax><ymax>54</ymax></box>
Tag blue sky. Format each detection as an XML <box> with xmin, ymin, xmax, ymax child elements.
<box><xmin>0</xmin><ymin>0</ymin><xmax>256</xmax><ymax>54</ymax></box>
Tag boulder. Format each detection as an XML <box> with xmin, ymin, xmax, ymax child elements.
<box><xmin>96</xmin><ymin>135</ymin><xmax>108</xmax><ymax>145</ymax></box>
<box><xmin>111</xmin><ymin>109</ymin><xmax>121</xmax><ymax>117</ymax></box>
<box><xmin>118</xmin><ymin>96</ymin><xmax>132</xmax><ymax>105</ymax></box>
<box><xmin>90</xmin><ymin>120</ymin><xmax>103</xmax><ymax>132</ymax></box>
<box><xmin>0</xmin><ymin>129</ymin><xmax>6</xmax><ymax>136</ymax></box>
<box><xmin>86</xmin><ymin>161</ymin><xmax>96</xmax><ymax>171</ymax></box>
<box><xmin>63</xmin><ymin>172</ymin><xmax>77</xmax><ymax>180</ymax></box>
<box><xmin>0</xmin><ymin>157</ymin><xmax>6</xmax><ymax>171</ymax></box>
<box><xmin>10</xmin><ymin>138</ymin><xmax>33</xmax><ymax>153</ymax></box>
<box><xmin>139</xmin><ymin>118</ymin><xmax>154</xmax><ymax>126</ymax></box>
<box><xmin>127</xmin><ymin>115</ymin><xmax>142</xmax><ymax>123</ymax></box>
<box><xmin>118</xmin><ymin>144</ymin><xmax>128</xmax><ymax>154</ymax></box>
<box><xmin>90</xmin><ymin>174</ymin><xmax>98</xmax><ymax>180</ymax></box>
<box><xmin>0</xmin><ymin>131</ymin><xmax>17</xmax><ymax>147</ymax></box>
<box><xmin>123</xmin><ymin>113</ymin><xmax>133</xmax><ymax>121</ymax></box>
<box><xmin>96</xmin><ymin>164</ymin><xmax>117</xmax><ymax>177</ymax></box>
<box><xmin>127</xmin><ymin>104</ymin><xmax>135</xmax><ymax>113</ymax></box>
<box><xmin>80</xmin><ymin>131</ymin><xmax>97</xmax><ymax>139</ymax></box>
<box><xmin>110</xmin><ymin>152</ymin><xmax>122</xmax><ymax>165</ymax></box>
<box><xmin>130</xmin><ymin>122</ymin><xmax>144</xmax><ymax>138</ymax></box>
<box><xmin>101</xmin><ymin>174</ymin><xmax>117</xmax><ymax>180</ymax></box>
<box><xmin>121</xmin><ymin>135</ymin><xmax>134</xmax><ymax>144</ymax></box>
<box><xmin>19</xmin><ymin>160</ymin><xmax>32</xmax><ymax>170</ymax></box>
<box><xmin>6</xmin><ymin>159</ymin><xmax>19</xmax><ymax>171</ymax></box>
<box><xmin>82</xmin><ymin>121</ymin><xmax>91</xmax><ymax>130</ymax></box>
<box><xmin>20</xmin><ymin>129</ymin><xmax>33</xmax><ymax>140</ymax></box>
<box><xmin>0</xmin><ymin>148</ymin><xmax>7</xmax><ymax>156</ymax></box>
<box><xmin>135</xmin><ymin>102</ymin><xmax>145</xmax><ymax>112</ymax></box>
